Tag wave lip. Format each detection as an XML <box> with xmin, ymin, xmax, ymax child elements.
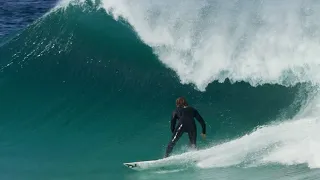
<box><xmin>95</xmin><ymin>0</ymin><xmax>320</xmax><ymax>91</ymax></box>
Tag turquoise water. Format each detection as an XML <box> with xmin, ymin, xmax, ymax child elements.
<box><xmin>1</xmin><ymin>0</ymin><xmax>320</xmax><ymax>179</ymax></box>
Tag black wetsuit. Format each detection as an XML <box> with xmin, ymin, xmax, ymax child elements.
<box><xmin>164</xmin><ymin>106</ymin><xmax>206</xmax><ymax>158</ymax></box>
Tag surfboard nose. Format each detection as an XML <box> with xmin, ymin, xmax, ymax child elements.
<box><xmin>124</xmin><ymin>163</ymin><xmax>137</xmax><ymax>168</ymax></box>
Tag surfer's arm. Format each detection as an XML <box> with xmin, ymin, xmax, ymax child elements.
<box><xmin>194</xmin><ymin>109</ymin><xmax>206</xmax><ymax>134</ymax></box>
<box><xmin>170</xmin><ymin>111</ymin><xmax>178</xmax><ymax>133</ymax></box>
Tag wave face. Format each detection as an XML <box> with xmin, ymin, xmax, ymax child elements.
<box><xmin>0</xmin><ymin>0</ymin><xmax>320</xmax><ymax>180</ymax></box>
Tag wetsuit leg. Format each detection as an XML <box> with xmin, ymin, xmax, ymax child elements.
<box><xmin>187</xmin><ymin>129</ymin><xmax>197</xmax><ymax>149</ymax></box>
<box><xmin>164</xmin><ymin>124</ymin><xmax>184</xmax><ymax>158</ymax></box>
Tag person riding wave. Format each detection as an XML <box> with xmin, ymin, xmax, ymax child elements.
<box><xmin>164</xmin><ymin>97</ymin><xmax>206</xmax><ymax>158</ymax></box>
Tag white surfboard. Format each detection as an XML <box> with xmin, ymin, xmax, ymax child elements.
<box><xmin>123</xmin><ymin>162</ymin><xmax>143</xmax><ymax>170</ymax></box>
<box><xmin>123</xmin><ymin>158</ymin><xmax>168</xmax><ymax>171</ymax></box>
<box><xmin>123</xmin><ymin>151</ymin><xmax>200</xmax><ymax>171</ymax></box>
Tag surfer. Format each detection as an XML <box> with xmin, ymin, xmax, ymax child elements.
<box><xmin>164</xmin><ymin>97</ymin><xmax>206</xmax><ymax>158</ymax></box>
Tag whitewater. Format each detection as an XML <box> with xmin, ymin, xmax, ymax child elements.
<box><xmin>95</xmin><ymin>0</ymin><xmax>320</xmax><ymax>90</ymax></box>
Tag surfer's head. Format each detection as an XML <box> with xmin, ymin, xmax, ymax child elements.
<box><xmin>176</xmin><ymin>97</ymin><xmax>188</xmax><ymax>107</ymax></box>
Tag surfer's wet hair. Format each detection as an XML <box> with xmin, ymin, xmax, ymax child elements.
<box><xmin>176</xmin><ymin>97</ymin><xmax>188</xmax><ymax>107</ymax></box>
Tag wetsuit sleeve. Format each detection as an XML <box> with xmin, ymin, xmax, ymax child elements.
<box><xmin>170</xmin><ymin>111</ymin><xmax>178</xmax><ymax>133</ymax></box>
<box><xmin>194</xmin><ymin>109</ymin><xmax>206</xmax><ymax>134</ymax></box>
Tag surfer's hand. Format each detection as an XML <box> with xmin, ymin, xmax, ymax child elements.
<box><xmin>201</xmin><ymin>133</ymin><xmax>206</xmax><ymax>139</ymax></box>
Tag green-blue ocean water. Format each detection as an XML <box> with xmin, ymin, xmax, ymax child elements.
<box><xmin>1</xmin><ymin>0</ymin><xmax>320</xmax><ymax>180</ymax></box>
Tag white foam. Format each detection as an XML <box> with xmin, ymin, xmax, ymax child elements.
<box><xmin>196</xmin><ymin>116</ymin><xmax>320</xmax><ymax>169</ymax></box>
<box><xmin>95</xmin><ymin>0</ymin><xmax>320</xmax><ymax>91</ymax></box>
<box><xmin>55</xmin><ymin>0</ymin><xmax>82</xmax><ymax>9</ymax></box>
